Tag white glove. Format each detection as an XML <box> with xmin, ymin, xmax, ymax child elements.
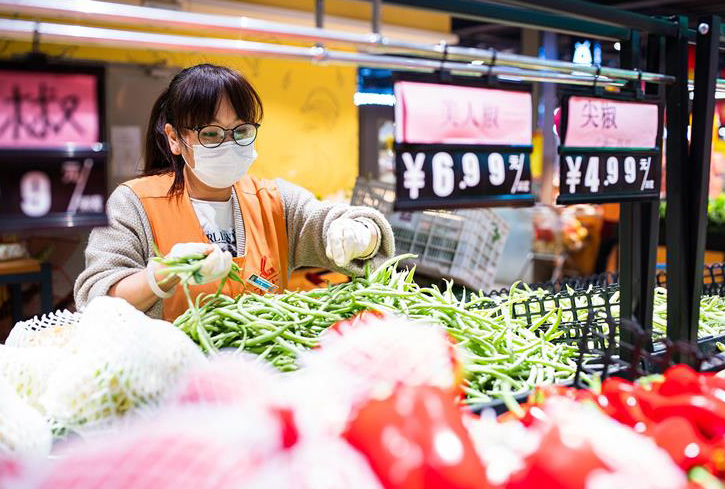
<box><xmin>167</xmin><ymin>242</ymin><xmax>232</xmax><ymax>285</ymax></box>
<box><xmin>325</xmin><ymin>218</ymin><xmax>379</xmax><ymax>268</ymax></box>
<box><xmin>194</xmin><ymin>244</ymin><xmax>233</xmax><ymax>285</ymax></box>
<box><xmin>167</xmin><ymin>242</ymin><xmax>212</xmax><ymax>260</ymax></box>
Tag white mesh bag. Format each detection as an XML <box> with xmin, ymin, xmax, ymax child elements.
<box><xmin>291</xmin><ymin>315</ymin><xmax>461</xmax><ymax>438</ymax></box>
<box><xmin>6</xmin><ymin>310</ymin><xmax>81</xmax><ymax>348</ymax></box>
<box><xmin>16</xmin><ymin>405</ymin><xmax>288</xmax><ymax>489</ymax></box>
<box><xmin>39</xmin><ymin>296</ymin><xmax>206</xmax><ymax>433</ymax></box>
<box><xmin>0</xmin><ymin>344</ymin><xmax>64</xmax><ymax>412</ymax></box>
<box><xmin>0</xmin><ymin>374</ymin><xmax>52</xmax><ymax>458</ymax></box>
<box><xmin>301</xmin><ymin>316</ymin><xmax>459</xmax><ymax>395</ymax></box>
<box><xmin>237</xmin><ymin>439</ymin><xmax>385</xmax><ymax>489</ymax></box>
<box><xmin>173</xmin><ymin>352</ymin><xmax>282</xmax><ymax>408</ymax></box>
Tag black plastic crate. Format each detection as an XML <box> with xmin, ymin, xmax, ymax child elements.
<box><xmin>468</xmin><ymin>316</ymin><xmax>725</xmax><ymax>415</ymax></box>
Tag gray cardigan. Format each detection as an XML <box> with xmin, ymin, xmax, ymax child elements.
<box><xmin>74</xmin><ymin>178</ymin><xmax>395</xmax><ymax>319</ymax></box>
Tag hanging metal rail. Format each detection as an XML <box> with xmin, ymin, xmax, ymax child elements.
<box><xmin>0</xmin><ymin>18</ymin><xmax>631</xmax><ymax>87</ymax></box>
<box><xmin>0</xmin><ymin>0</ymin><xmax>675</xmax><ymax>85</ymax></box>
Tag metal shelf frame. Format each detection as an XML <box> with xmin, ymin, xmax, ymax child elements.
<box><xmin>0</xmin><ymin>0</ymin><xmax>721</xmax><ymax>360</ymax></box>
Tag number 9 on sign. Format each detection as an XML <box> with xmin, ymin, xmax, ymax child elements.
<box><xmin>488</xmin><ymin>153</ymin><xmax>505</xmax><ymax>186</ymax></box>
<box><xmin>461</xmin><ymin>152</ymin><xmax>481</xmax><ymax>188</ymax></box>
<box><xmin>20</xmin><ymin>171</ymin><xmax>51</xmax><ymax>217</ymax></box>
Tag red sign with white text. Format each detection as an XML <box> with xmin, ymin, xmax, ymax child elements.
<box><xmin>564</xmin><ymin>96</ymin><xmax>659</xmax><ymax>149</ymax></box>
<box><xmin>394</xmin><ymin>81</ymin><xmax>532</xmax><ymax>145</ymax></box>
<box><xmin>0</xmin><ymin>70</ymin><xmax>99</xmax><ymax>148</ymax></box>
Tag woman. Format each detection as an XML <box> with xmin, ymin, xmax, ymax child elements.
<box><xmin>75</xmin><ymin>64</ymin><xmax>394</xmax><ymax>321</ymax></box>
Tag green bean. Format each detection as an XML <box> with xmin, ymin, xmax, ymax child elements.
<box><xmin>173</xmin><ymin>254</ymin><xmax>610</xmax><ymax>402</ymax></box>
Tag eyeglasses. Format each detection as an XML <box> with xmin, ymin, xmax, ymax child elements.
<box><xmin>184</xmin><ymin>122</ymin><xmax>260</xmax><ymax>148</ymax></box>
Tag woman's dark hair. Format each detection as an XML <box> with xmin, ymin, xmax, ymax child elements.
<box><xmin>143</xmin><ymin>64</ymin><xmax>263</xmax><ymax>194</ymax></box>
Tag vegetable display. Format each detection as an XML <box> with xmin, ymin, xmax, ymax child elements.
<box><xmin>503</xmin><ymin>365</ymin><xmax>725</xmax><ymax>487</ymax></box>
<box><xmin>653</xmin><ymin>289</ymin><xmax>725</xmax><ymax>339</ymax></box>
<box><xmin>661</xmin><ymin>193</ymin><xmax>725</xmax><ymax>229</ymax></box>
<box><xmin>0</xmin><ymin>296</ymin><xmax>205</xmax><ymax>442</ymax></box>
<box><xmin>3</xmin><ymin>316</ymin><xmax>702</xmax><ymax>489</ymax></box>
<box><xmin>174</xmin><ymin>255</ymin><xmax>580</xmax><ymax>403</ymax></box>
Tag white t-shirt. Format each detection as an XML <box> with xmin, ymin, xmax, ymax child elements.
<box><xmin>190</xmin><ymin>197</ymin><xmax>237</xmax><ymax>256</ymax></box>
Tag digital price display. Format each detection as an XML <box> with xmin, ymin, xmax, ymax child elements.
<box><xmin>0</xmin><ymin>61</ymin><xmax>108</xmax><ymax>230</ymax></box>
<box><xmin>394</xmin><ymin>145</ymin><xmax>531</xmax><ymax>210</ymax></box>
<box><xmin>0</xmin><ymin>148</ymin><xmax>108</xmax><ymax>230</ymax></box>
<box><xmin>393</xmin><ymin>76</ymin><xmax>535</xmax><ymax>211</ymax></box>
<box><xmin>557</xmin><ymin>94</ymin><xmax>663</xmax><ymax>204</ymax></box>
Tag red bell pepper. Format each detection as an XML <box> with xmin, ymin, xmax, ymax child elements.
<box><xmin>599</xmin><ymin>377</ymin><xmax>654</xmax><ymax>430</ymax></box>
<box><xmin>343</xmin><ymin>384</ymin><xmax>489</xmax><ymax>489</ymax></box>
<box><xmin>649</xmin><ymin>417</ymin><xmax>713</xmax><ymax>470</ymax></box>
<box><xmin>635</xmin><ymin>391</ymin><xmax>725</xmax><ymax>440</ymax></box>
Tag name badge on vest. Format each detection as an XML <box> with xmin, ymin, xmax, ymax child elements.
<box><xmin>247</xmin><ymin>273</ymin><xmax>278</xmax><ymax>293</ymax></box>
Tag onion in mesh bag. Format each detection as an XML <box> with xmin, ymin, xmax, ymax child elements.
<box><xmin>40</xmin><ymin>296</ymin><xmax>205</xmax><ymax>432</ymax></box>
<box><xmin>0</xmin><ymin>374</ymin><xmax>52</xmax><ymax>458</ymax></box>
<box><xmin>0</xmin><ymin>344</ymin><xmax>64</xmax><ymax>412</ymax></box>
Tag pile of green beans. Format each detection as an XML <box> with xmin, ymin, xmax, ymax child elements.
<box><xmin>174</xmin><ymin>255</ymin><xmax>580</xmax><ymax>403</ymax></box>
<box><xmin>486</xmin><ymin>284</ymin><xmax>725</xmax><ymax>341</ymax></box>
<box><xmin>652</xmin><ymin>287</ymin><xmax>725</xmax><ymax>339</ymax></box>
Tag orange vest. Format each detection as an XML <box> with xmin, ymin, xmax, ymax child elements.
<box><xmin>123</xmin><ymin>173</ymin><xmax>289</xmax><ymax>322</ymax></box>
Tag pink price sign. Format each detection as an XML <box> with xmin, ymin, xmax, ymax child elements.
<box><xmin>394</xmin><ymin>81</ymin><xmax>532</xmax><ymax>145</ymax></box>
<box><xmin>564</xmin><ymin>96</ymin><xmax>659</xmax><ymax>149</ymax></box>
<box><xmin>0</xmin><ymin>70</ymin><xmax>100</xmax><ymax>148</ymax></box>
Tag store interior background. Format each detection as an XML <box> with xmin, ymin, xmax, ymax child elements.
<box><xmin>2</xmin><ymin>0</ymin><xmax>725</xmax><ymax>337</ymax></box>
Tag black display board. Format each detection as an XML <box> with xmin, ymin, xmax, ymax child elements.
<box><xmin>393</xmin><ymin>73</ymin><xmax>535</xmax><ymax>210</ymax></box>
<box><xmin>0</xmin><ymin>59</ymin><xmax>108</xmax><ymax>230</ymax></box>
<box><xmin>556</xmin><ymin>90</ymin><xmax>664</xmax><ymax>205</ymax></box>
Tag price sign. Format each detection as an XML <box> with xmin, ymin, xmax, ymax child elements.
<box><xmin>0</xmin><ymin>61</ymin><xmax>108</xmax><ymax>230</ymax></box>
<box><xmin>394</xmin><ymin>144</ymin><xmax>533</xmax><ymax>210</ymax></box>
<box><xmin>557</xmin><ymin>94</ymin><xmax>663</xmax><ymax>204</ymax></box>
<box><xmin>0</xmin><ymin>150</ymin><xmax>107</xmax><ymax>231</ymax></box>
<box><xmin>0</xmin><ymin>148</ymin><xmax>108</xmax><ymax>230</ymax></box>
<box><xmin>393</xmin><ymin>76</ymin><xmax>535</xmax><ymax>210</ymax></box>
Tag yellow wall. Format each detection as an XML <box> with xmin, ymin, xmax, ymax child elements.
<box><xmin>0</xmin><ymin>41</ymin><xmax>358</xmax><ymax>198</ymax></box>
<box><xmin>0</xmin><ymin>0</ymin><xmax>454</xmax><ymax>197</ymax></box>
<box><xmin>245</xmin><ymin>0</ymin><xmax>451</xmax><ymax>32</ymax></box>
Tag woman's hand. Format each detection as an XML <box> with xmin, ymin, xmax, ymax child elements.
<box><xmin>325</xmin><ymin>218</ymin><xmax>380</xmax><ymax>268</ymax></box>
<box><xmin>108</xmin><ymin>242</ymin><xmax>232</xmax><ymax>314</ymax></box>
<box><xmin>194</xmin><ymin>244</ymin><xmax>233</xmax><ymax>285</ymax></box>
<box><xmin>164</xmin><ymin>242</ymin><xmax>233</xmax><ymax>285</ymax></box>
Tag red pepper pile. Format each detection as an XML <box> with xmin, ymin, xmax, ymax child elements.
<box><xmin>503</xmin><ymin>365</ymin><xmax>725</xmax><ymax>489</ymax></box>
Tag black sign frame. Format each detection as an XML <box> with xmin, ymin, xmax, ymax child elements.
<box><xmin>392</xmin><ymin>72</ymin><xmax>536</xmax><ymax>211</ymax></box>
<box><xmin>394</xmin><ymin>143</ymin><xmax>535</xmax><ymax>211</ymax></box>
<box><xmin>0</xmin><ymin>57</ymin><xmax>107</xmax><ymax>149</ymax></box>
<box><xmin>0</xmin><ymin>58</ymin><xmax>108</xmax><ymax>230</ymax></box>
<box><xmin>0</xmin><ymin>147</ymin><xmax>109</xmax><ymax>230</ymax></box>
<box><xmin>556</xmin><ymin>88</ymin><xmax>665</xmax><ymax>205</ymax></box>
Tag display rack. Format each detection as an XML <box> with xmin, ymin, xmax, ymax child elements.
<box><xmin>0</xmin><ymin>0</ymin><xmax>722</xmax><ymax>364</ymax></box>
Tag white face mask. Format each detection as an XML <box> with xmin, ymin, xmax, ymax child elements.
<box><xmin>184</xmin><ymin>140</ymin><xmax>257</xmax><ymax>189</ymax></box>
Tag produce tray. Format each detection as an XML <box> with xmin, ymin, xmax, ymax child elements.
<box><xmin>470</xmin><ymin>319</ymin><xmax>725</xmax><ymax>415</ymax></box>
<box><xmin>487</xmin><ymin>271</ymin><xmax>619</xmax><ymax>296</ymax></box>
<box><xmin>485</xmin><ymin>262</ymin><xmax>725</xmax><ymax>297</ymax></box>
<box><xmin>480</xmin><ymin>284</ymin><xmax>619</xmax><ymax>352</ymax></box>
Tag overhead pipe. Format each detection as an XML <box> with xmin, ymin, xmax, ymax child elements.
<box><xmin>0</xmin><ymin>0</ymin><xmax>676</xmax><ymax>85</ymax></box>
<box><xmin>0</xmin><ymin>18</ymin><xmax>632</xmax><ymax>88</ymax></box>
